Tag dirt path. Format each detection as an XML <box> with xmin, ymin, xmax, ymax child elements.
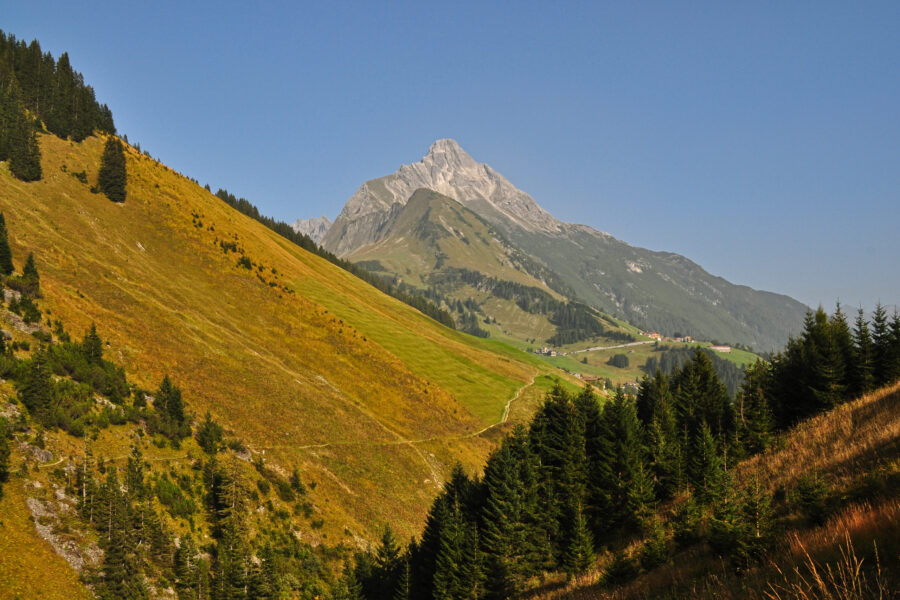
<box><xmin>101</xmin><ymin>371</ymin><xmax>542</xmax><ymax>488</ymax></box>
<box><xmin>564</xmin><ymin>340</ymin><xmax>654</xmax><ymax>355</ymax></box>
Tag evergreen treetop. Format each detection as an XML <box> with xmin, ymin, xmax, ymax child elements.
<box><xmin>0</xmin><ymin>212</ymin><xmax>13</xmax><ymax>275</ymax></box>
<box><xmin>98</xmin><ymin>137</ymin><xmax>127</xmax><ymax>202</ymax></box>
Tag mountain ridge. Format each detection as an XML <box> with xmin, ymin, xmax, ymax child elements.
<box><xmin>313</xmin><ymin>139</ymin><xmax>809</xmax><ymax>350</ymax></box>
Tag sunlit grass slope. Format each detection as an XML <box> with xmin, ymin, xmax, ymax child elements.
<box><xmin>0</xmin><ymin>134</ymin><xmax>570</xmax><ymax>540</ymax></box>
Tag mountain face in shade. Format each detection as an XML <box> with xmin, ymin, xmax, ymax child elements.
<box><xmin>318</xmin><ymin>139</ymin><xmax>809</xmax><ymax>350</ymax></box>
<box><xmin>291</xmin><ymin>215</ymin><xmax>331</xmax><ymax>244</ymax></box>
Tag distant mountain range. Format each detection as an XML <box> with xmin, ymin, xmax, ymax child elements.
<box><xmin>298</xmin><ymin>139</ymin><xmax>809</xmax><ymax>351</ymax></box>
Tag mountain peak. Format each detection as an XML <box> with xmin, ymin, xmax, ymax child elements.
<box><xmin>426</xmin><ymin>138</ymin><xmax>467</xmax><ymax>156</ymax></box>
<box><xmin>322</xmin><ymin>139</ymin><xmax>562</xmax><ymax>254</ymax></box>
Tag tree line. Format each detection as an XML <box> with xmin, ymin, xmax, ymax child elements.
<box><xmin>430</xmin><ymin>268</ymin><xmax>633</xmax><ymax>346</ymax></box>
<box><xmin>0</xmin><ymin>30</ymin><xmax>116</xmax><ymax>181</ymax></box>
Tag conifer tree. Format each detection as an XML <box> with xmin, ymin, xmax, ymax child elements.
<box><xmin>735</xmin><ymin>360</ymin><xmax>773</xmax><ymax>455</ymax></box>
<box><xmin>173</xmin><ymin>533</ymin><xmax>198</xmax><ymax>599</ymax></box>
<box><xmin>21</xmin><ymin>251</ymin><xmax>40</xmax><ymax>296</ymax></box>
<box><xmin>529</xmin><ymin>385</ymin><xmax>587</xmax><ymax>558</ymax></box>
<box><xmin>591</xmin><ymin>389</ymin><xmax>653</xmax><ymax>540</ymax></box>
<box><xmin>83</xmin><ymin>322</ymin><xmax>104</xmax><ymax>364</ymax></box>
<box><xmin>248</xmin><ymin>545</ymin><xmax>276</xmax><ymax>600</ymax></box>
<box><xmin>809</xmin><ymin>307</ymin><xmax>847</xmax><ymax>409</ymax></box>
<box><xmin>688</xmin><ymin>421</ymin><xmax>725</xmax><ymax>505</ymax></box>
<box><xmin>125</xmin><ymin>443</ymin><xmax>146</xmax><ymax>499</ymax></box>
<box><xmin>671</xmin><ymin>349</ymin><xmax>734</xmax><ymax>444</ymax></box>
<box><xmin>888</xmin><ymin>311</ymin><xmax>900</xmax><ymax>385</ymax></box>
<box><xmin>19</xmin><ymin>347</ymin><xmax>53</xmax><ymax>419</ymax></box>
<box><xmin>831</xmin><ymin>303</ymin><xmax>856</xmax><ymax>392</ymax></box>
<box><xmin>433</xmin><ymin>499</ymin><xmax>467</xmax><ymax>600</ymax></box>
<box><xmin>560</xmin><ymin>499</ymin><xmax>594</xmax><ymax>579</ymax></box>
<box><xmin>0</xmin><ymin>212</ymin><xmax>13</xmax><ymax>275</ymax></box>
<box><xmin>871</xmin><ymin>303</ymin><xmax>892</xmax><ymax>386</ymax></box>
<box><xmin>98</xmin><ymin>137</ymin><xmax>127</xmax><ymax>202</ymax></box>
<box><xmin>481</xmin><ymin>428</ymin><xmax>545</xmax><ymax>599</ymax></box>
<box><xmin>9</xmin><ymin>110</ymin><xmax>42</xmax><ymax>181</ymax></box>
<box><xmin>375</xmin><ymin>525</ymin><xmax>402</xmax><ymax>600</ymax></box>
<box><xmin>852</xmin><ymin>308</ymin><xmax>875</xmax><ymax>397</ymax></box>
<box><xmin>393</xmin><ymin>554</ymin><xmax>411</xmax><ymax>600</ymax></box>
<box><xmin>0</xmin><ymin>417</ymin><xmax>10</xmax><ymax>501</ymax></box>
<box><xmin>333</xmin><ymin>562</ymin><xmax>364</xmax><ymax>600</ymax></box>
<box><xmin>156</xmin><ymin>375</ymin><xmax>186</xmax><ymax>433</ymax></box>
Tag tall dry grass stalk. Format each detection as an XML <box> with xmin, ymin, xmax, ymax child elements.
<box><xmin>765</xmin><ymin>532</ymin><xmax>890</xmax><ymax>600</ymax></box>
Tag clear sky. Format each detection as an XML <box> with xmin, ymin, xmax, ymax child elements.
<box><xmin>5</xmin><ymin>1</ymin><xmax>899</xmax><ymax>312</ymax></box>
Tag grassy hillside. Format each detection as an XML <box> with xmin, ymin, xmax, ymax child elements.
<box><xmin>0</xmin><ymin>132</ymin><xmax>575</xmax><ymax>548</ymax></box>
<box><xmin>530</xmin><ymin>382</ymin><xmax>900</xmax><ymax>599</ymax></box>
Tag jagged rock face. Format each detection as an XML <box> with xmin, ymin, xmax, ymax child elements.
<box><xmin>291</xmin><ymin>215</ymin><xmax>332</xmax><ymax>244</ymax></box>
<box><xmin>323</xmin><ymin>139</ymin><xmax>561</xmax><ymax>255</ymax></box>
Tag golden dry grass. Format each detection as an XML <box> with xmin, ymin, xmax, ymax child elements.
<box><xmin>737</xmin><ymin>382</ymin><xmax>900</xmax><ymax>492</ymax></box>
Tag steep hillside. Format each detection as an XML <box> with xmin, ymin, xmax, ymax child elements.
<box><xmin>318</xmin><ymin>139</ymin><xmax>808</xmax><ymax>351</ymax></box>
<box><xmin>0</xmin><ymin>133</ymin><xmax>571</xmax><ymax>545</ymax></box>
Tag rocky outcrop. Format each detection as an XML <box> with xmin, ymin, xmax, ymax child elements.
<box><xmin>291</xmin><ymin>215</ymin><xmax>332</xmax><ymax>244</ymax></box>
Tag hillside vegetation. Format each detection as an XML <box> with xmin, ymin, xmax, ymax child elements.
<box><xmin>349</xmin><ymin>303</ymin><xmax>900</xmax><ymax>600</ymax></box>
<box><xmin>0</xmin><ymin>131</ymin><xmax>573</xmax><ymax>547</ymax></box>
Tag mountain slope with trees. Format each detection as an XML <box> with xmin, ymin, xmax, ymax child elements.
<box><xmin>350</xmin><ymin>303</ymin><xmax>900</xmax><ymax>600</ymax></box>
<box><xmin>0</xmin><ymin>129</ymin><xmax>577</xmax><ymax>555</ymax></box>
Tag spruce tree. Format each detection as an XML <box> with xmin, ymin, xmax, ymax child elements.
<box><xmin>83</xmin><ymin>322</ymin><xmax>104</xmax><ymax>364</ymax></box>
<box><xmin>871</xmin><ymin>303</ymin><xmax>892</xmax><ymax>386</ymax></box>
<box><xmin>888</xmin><ymin>312</ymin><xmax>900</xmax><ymax>385</ymax></box>
<box><xmin>9</xmin><ymin>112</ymin><xmax>42</xmax><ymax>181</ymax></box>
<box><xmin>0</xmin><ymin>212</ymin><xmax>13</xmax><ymax>275</ymax></box>
<box><xmin>98</xmin><ymin>138</ymin><xmax>127</xmax><ymax>202</ymax></box>
<box><xmin>156</xmin><ymin>375</ymin><xmax>186</xmax><ymax>433</ymax></box>
<box><xmin>852</xmin><ymin>308</ymin><xmax>876</xmax><ymax>397</ymax></box>
<box><xmin>433</xmin><ymin>500</ymin><xmax>467</xmax><ymax>600</ymax></box>
<box><xmin>809</xmin><ymin>307</ymin><xmax>847</xmax><ymax>409</ymax></box>
<box><xmin>591</xmin><ymin>389</ymin><xmax>653</xmax><ymax>540</ymax></box>
<box><xmin>375</xmin><ymin>525</ymin><xmax>401</xmax><ymax>600</ymax></box>
<box><xmin>19</xmin><ymin>348</ymin><xmax>53</xmax><ymax>419</ymax></box>
<box><xmin>21</xmin><ymin>251</ymin><xmax>40</xmax><ymax>297</ymax></box>
<box><xmin>831</xmin><ymin>303</ymin><xmax>856</xmax><ymax>391</ymax></box>
<box><xmin>735</xmin><ymin>360</ymin><xmax>773</xmax><ymax>455</ymax></box>
<box><xmin>480</xmin><ymin>428</ymin><xmax>544</xmax><ymax>599</ymax></box>
<box><xmin>688</xmin><ymin>421</ymin><xmax>725</xmax><ymax>505</ymax></box>
<box><xmin>173</xmin><ymin>533</ymin><xmax>198</xmax><ymax>599</ymax></box>
<box><xmin>0</xmin><ymin>417</ymin><xmax>10</xmax><ymax>501</ymax></box>
<box><xmin>125</xmin><ymin>443</ymin><xmax>146</xmax><ymax>499</ymax></box>
<box><xmin>560</xmin><ymin>499</ymin><xmax>594</xmax><ymax>579</ymax></box>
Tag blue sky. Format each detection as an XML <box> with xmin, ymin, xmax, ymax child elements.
<box><xmin>5</xmin><ymin>1</ymin><xmax>899</xmax><ymax>312</ymax></box>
